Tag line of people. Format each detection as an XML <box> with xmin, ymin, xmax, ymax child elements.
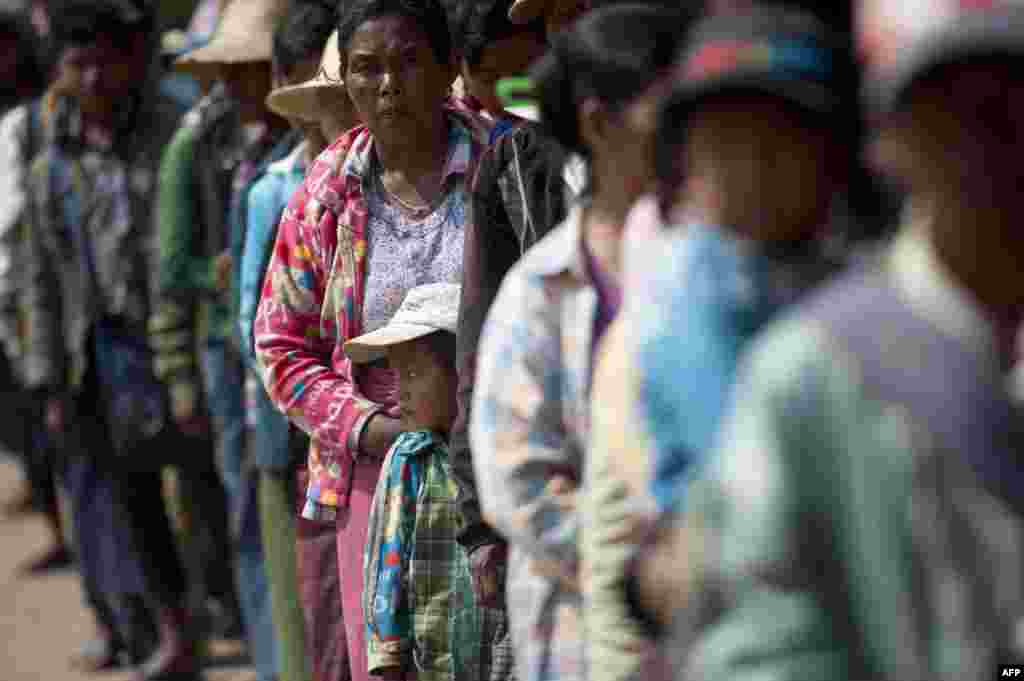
<box><xmin>1</xmin><ymin>1</ymin><xmax>1023</xmax><ymax>681</ymax></box>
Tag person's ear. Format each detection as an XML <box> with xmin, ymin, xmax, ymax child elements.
<box><xmin>578</xmin><ymin>96</ymin><xmax>608</xmax><ymax>154</ymax></box>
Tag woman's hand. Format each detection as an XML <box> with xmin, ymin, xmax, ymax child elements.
<box><xmin>468</xmin><ymin>542</ymin><xmax>508</xmax><ymax>609</ymax></box>
<box><xmin>360</xmin><ymin>412</ymin><xmax>404</xmax><ymax>460</ymax></box>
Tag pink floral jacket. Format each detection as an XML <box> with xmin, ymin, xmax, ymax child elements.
<box><xmin>254</xmin><ymin>106</ymin><xmax>492</xmax><ymax>519</ymax></box>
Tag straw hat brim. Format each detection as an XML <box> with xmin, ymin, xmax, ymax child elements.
<box><xmin>265</xmin><ymin>79</ymin><xmax>346</xmax><ymax>121</ymax></box>
<box><xmin>175</xmin><ymin>34</ymin><xmax>272</xmax><ymax>73</ymax></box>
<box><xmin>174</xmin><ymin>0</ymin><xmax>287</xmax><ymax>73</ymax></box>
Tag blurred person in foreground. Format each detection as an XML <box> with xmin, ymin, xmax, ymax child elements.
<box><xmin>449</xmin><ymin>0</ymin><xmax>597</xmax><ymax>667</ymax></box>
<box><xmin>469</xmin><ymin>7</ymin><xmax>687</xmax><ymax>681</ymax></box>
<box><xmin>19</xmin><ymin>1</ymin><xmax>199</xmax><ymax>678</ymax></box>
<box><xmin>150</xmin><ymin>1</ymin><xmax>291</xmax><ymax>671</ymax></box>
<box><xmin>260</xmin><ymin>23</ymin><xmax>361</xmax><ymax>681</ymax></box>
<box><xmin>616</xmin><ymin>7</ymin><xmax>859</xmax><ymax>636</ymax></box>
<box><xmin>671</xmin><ymin>7</ymin><xmax>1024</xmax><ymax>680</ymax></box>
<box><xmin>238</xmin><ymin>5</ymin><xmax>339</xmax><ymax>681</ymax></box>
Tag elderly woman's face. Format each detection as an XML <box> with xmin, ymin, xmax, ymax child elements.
<box><xmin>345</xmin><ymin>14</ymin><xmax>454</xmax><ymax>144</ymax></box>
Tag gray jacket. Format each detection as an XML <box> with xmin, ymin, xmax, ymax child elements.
<box><xmin>21</xmin><ymin>90</ymin><xmax>185</xmax><ymax>393</ymax></box>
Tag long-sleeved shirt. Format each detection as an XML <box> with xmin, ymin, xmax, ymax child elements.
<box><xmin>469</xmin><ymin>206</ymin><xmax>598</xmax><ymax>681</ymax></box>
<box><xmin>239</xmin><ymin>138</ymin><xmax>306</xmax><ymax>472</ymax></box>
<box><xmin>149</xmin><ymin>89</ymin><xmax>257</xmax><ymax>415</ymax></box>
<box><xmin>677</xmin><ymin>230</ymin><xmax>1024</xmax><ymax>680</ymax></box>
<box><xmin>22</xmin><ymin>90</ymin><xmax>184</xmax><ymax>394</ymax></box>
<box><xmin>363</xmin><ymin>430</ymin><xmax>480</xmax><ymax>681</ymax></box>
<box><xmin>581</xmin><ymin>195</ymin><xmax>674</xmax><ymax>681</ymax></box>
<box><xmin>451</xmin><ymin>121</ymin><xmax>570</xmax><ymax>552</ymax></box>
<box><xmin>239</xmin><ymin>141</ymin><xmax>307</xmax><ymax>371</ymax></box>
<box><xmin>254</xmin><ymin>108</ymin><xmax>492</xmax><ymax>519</ymax></box>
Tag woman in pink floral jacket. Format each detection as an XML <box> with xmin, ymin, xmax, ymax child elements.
<box><xmin>253</xmin><ymin>1</ymin><xmax>491</xmax><ymax>678</ymax></box>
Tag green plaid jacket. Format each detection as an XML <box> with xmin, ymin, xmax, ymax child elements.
<box><xmin>363</xmin><ymin>430</ymin><xmax>483</xmax><ymax>681</ymax></box>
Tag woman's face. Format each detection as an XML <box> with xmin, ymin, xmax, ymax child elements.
<box><xmin>345</xmin><ymin>14</ymin><xmax>455</xmax><ymax>146</ymax></box>
<box><xmin>587</xmin><ymin>84</ymin><xmax>665</xmax><ymax>202</ymax></box>
<box><xmin>222</xmin><ymin>60</ymin><xmax>275</xmax><ymax>124</ymax></box>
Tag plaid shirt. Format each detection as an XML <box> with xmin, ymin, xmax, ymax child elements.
<box><xmin>254</xmin><ymin>107</ymin><xmax>491</xmax><ymax>520</ymax></box>
<box><xmin>470</xmin><ymin>206</ymin><xmax>597</xmax><ymax>681</ymax></box>
<box><xmin>676</xmin><ymin>231</ymin><xmax>1024</xmax><ymax>680</ymax></box>
<box><xmin>363</xmin><ymin>430</ymin><xmax>481</xmax><ymax>681</ymax></box>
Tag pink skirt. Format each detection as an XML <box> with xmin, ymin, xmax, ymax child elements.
<box><xmin>333</xmin><ymin>457</ymin><xmax>385</xmax><ymax>681</ymax></box>
<box><xmin>297</xmin><ymin>467</ymin><xmax>351</xmax><ymax>681</ymax></box>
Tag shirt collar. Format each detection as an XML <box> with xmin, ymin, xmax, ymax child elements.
<box><xmin>340</xmin><ymin>113</ymin><xmax>474</xmax><ymax>185</ymax></box>
<box><xmin>529</xmin><ymin>201</ymin><xmax>590</xmax><ymax>282</ymax></box>
<box><xmin>270</xmin><ymin>140</ymin><xmax>307</xmax><ymax>175</ymax></box>
<box><xmin>889</xmin><ymin>224</ymin><xmax>997</xmax><ymax>361</ymax></box>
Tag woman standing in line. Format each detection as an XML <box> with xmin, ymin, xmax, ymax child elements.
<box><xmin>254</xmin><ymin>2</ymin><xmax>492</xmax><ymax>679</ymax></box>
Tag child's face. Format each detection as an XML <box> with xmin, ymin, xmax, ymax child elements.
<box><xmin>389</xmin><ymin>338</ymin><xmax>458</xmax><ymax>435</ymax></box>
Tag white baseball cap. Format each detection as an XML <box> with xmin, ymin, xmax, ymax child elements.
<box><xmin>344</xmin><ymin>283</ymin><xmax>460</xmax><ymax>364</ymax></box>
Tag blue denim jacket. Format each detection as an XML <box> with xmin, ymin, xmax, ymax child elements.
<box><xmin>238</xmin><ymin>139</ymin><xmax>306</xmax><ymax>471</ymax></box>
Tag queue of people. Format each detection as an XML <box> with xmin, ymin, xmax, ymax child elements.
<box><xmin>1</xmin><ymin>1</ymin><xmax>1023</xmax><ymax>681</ymax></box>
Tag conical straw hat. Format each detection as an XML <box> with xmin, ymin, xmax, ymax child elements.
<box><xmin>265</xmin><ymin>29</ymin><xmax>348</xmax><ymax>121</ymax></box>
<box><xmin>175</xmin><ymin>0</ymin><xmax>289</xmax><ymax>74</ymax></box>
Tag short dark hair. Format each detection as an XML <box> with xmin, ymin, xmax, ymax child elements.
<box><xmin>450</xmin><ymin>0</ymin><xmax>544</xmax><ymax>67</ymax></box>
<box><xmin>337</xmin><ymin>0</ymin><xmax>452</xmax><ymax>67</ymax></box>
<box><xmin>419</xmin><ymin>330</ymin><xmax>457</xmax><ymax>373</ymax></box>
<box><xmin>50</xmin><ymin>0</ymin><xmax>155</xmax><ymax>49</ymax></box>
<box><xmin>531</xmin><ymin>4</ymin><xmax>693</xmax><ymax>159</ymax></box>
<box><xmin>273</xmin><ymin>1</ymin><xmax>337</xmax><ymax>77</ymax></box>
<box><xmin>0</xmin><ymin>9</ymin><xmax>46</xmax><ymax>99</ymax></box>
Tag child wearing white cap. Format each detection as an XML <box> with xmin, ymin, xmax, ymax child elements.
<box><xmin>348</xmin><ymin>283</ymin><xmax>489</xmax><ymax>681</ymax></box>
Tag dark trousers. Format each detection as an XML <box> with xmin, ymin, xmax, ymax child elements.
<box><xmin>66</xmin><ymin>368</ymin><xmax>188</xmax><ymax>609</ymax></box>
<box><xmin>175</xmin><ymin>449</ymin><xmax>239</xmax><ymax>619</ymax></box>
<box><xmin>26</xmin><ymin>414</ymin><xmax>60</xmax><ymax>517</ymax></box>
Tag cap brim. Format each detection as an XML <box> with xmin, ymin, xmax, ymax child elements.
<box><xmin>266</xmin><ymin>79</ymin><xmax>344</xmax><ymax>121</ymax></box>
<box><xmin>871</xmin><ymin>12</ymin><xmax>1024</xmax><ymax>118</ymax></box>
<box><xmin>509</xmin><ymin>0</ymin><xmax>546</xmax><ymax>24</ymax></box>
<box><xmin>344</xmin><ymin>323</ymin><xmax>438</xmax><ymax>364</ymax></box>
<box><xmin>667</xmin><ymin>73</ymin><xmax>841</xmax><ymax>126</ymax></box>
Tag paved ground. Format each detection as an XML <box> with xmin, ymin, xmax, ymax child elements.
<box><xmin>0</xmin><ymin>457</ymin><xmax>255</xmax><ymax>681</ymax></box>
